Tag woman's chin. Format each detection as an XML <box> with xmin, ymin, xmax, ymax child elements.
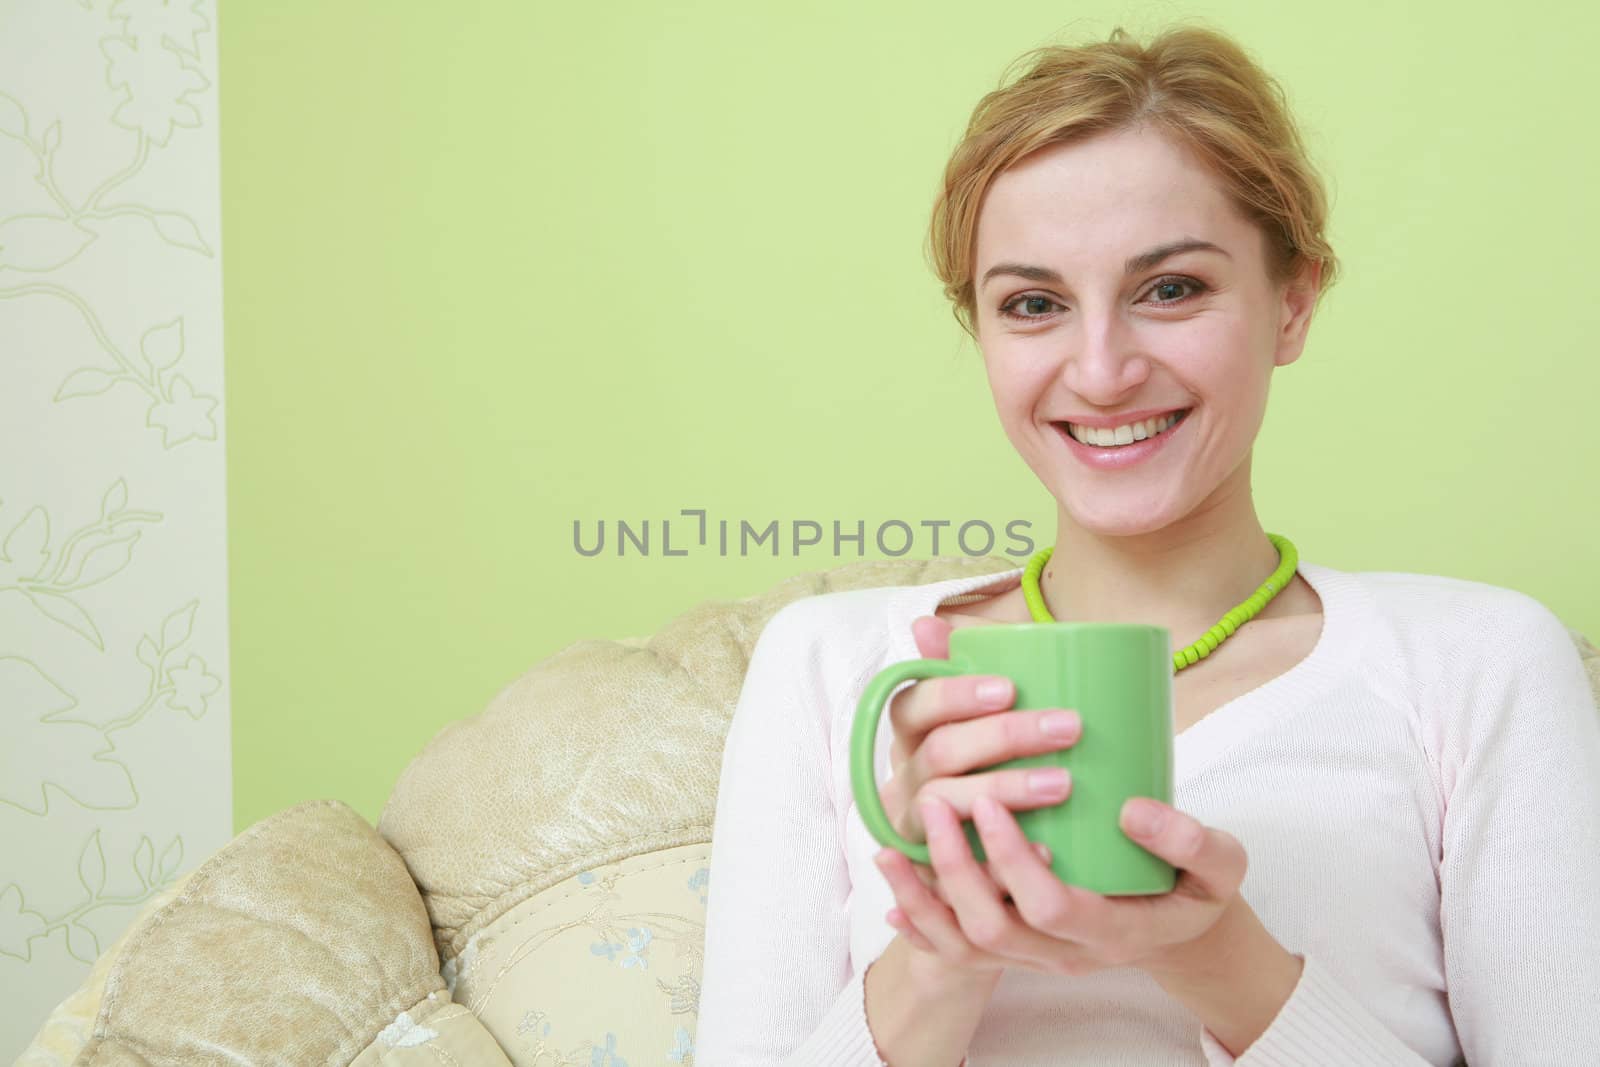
<box><xmin>1057</xmin><ymin>494</ymin><xmax>1185</xmax><ymax>538</ymax></box>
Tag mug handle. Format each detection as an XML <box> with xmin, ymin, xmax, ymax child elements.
<box><xmin>850</xmin><ymin>657</ymin><xmax>967</xmax><ymax>865</ymax></box>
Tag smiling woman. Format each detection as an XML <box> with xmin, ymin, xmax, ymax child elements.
<box><xmin>694</xmin><ymin>19</ymin><xmax>1600</xmax><ymax>1067</ymax></box>
<box><xmin>961</xmin><ymin>121</ymin><xmax>1323</xmax><ymax>534</ymax></box>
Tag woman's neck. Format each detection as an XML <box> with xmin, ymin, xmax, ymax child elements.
<box><xmin>1033</xmin><ymin>497</ymin><xmax>1295</xmax><ymax>638</ymax></box>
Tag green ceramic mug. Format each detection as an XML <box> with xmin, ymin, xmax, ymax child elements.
<box><xmin>851</xmin><ymin>621</ymin><xmax>1177</xmax><ymax>895</ymax></box>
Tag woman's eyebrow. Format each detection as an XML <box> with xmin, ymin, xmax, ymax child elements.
<box><xmin>980</xmin><ymin>238</ymin><xmax>1231</xmax><ymax>289</ymax></box>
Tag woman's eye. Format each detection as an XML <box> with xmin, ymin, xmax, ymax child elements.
<box><xmin>1147</xmin><ymin>276</ymin><xmax>1207</xmax><ymax>304</ymax></box>
<box><xmin>997</xmin><ymin>294</ymin><xmax>1063</xmax><ymax>322</ymax></box>
<box><xmin>996</xmin><ymin>276</ymin><xmax>1207</xmax><ymax>323</ymax></box>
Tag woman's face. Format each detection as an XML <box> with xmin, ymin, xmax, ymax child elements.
<box><xmin>972</xmin><ymin>124</ymin><xmax>1318</xmax><ymax>537</ymax></box>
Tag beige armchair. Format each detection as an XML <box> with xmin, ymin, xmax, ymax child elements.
<box><xmin>17</xmin><ymin>555</ymin><xmax>1600</xmax><ymax>1066</ymax></box>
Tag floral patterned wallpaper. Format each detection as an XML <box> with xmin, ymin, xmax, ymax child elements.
<box><xmin>0</xmin><ymin>0</ymin><xmax>231</xmax><ymax>1055</ymax></box>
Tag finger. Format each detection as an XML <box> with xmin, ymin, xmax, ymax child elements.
<box><xmin>917</xmin><ymin>755</ymin><xmax>1074</xmax><ymax>822</ymax></box>
<box><xmin>889</xmin><ymin>672</ymin><xmax>1008</xmax><ymax>773</ymax></box>
<box><xmin>1119</xmin><ymin>799</ymin><xmax>1248</xmax><ymax>901</ymax></box>
<box><xmin>916</xmin><ymin>704</ymin><xmax>1080</xmax><ymax>778</ymax></box>
<box><xmin>895</xmin><ymin>612</ymin><xmax>1035</xmax><ymax>762</ymax></box>
<box><xmin>888</xmin><ymin>617</ymin><xmax>952</xmax><ymax>766</ymax></box>
<box><xmin>907</xmin><ymin>861</ymin><xmax>948</xmax><ymax>907</ymax></box>
<box><xmin>897</xmin><ymin>849</ymin><xmax>1092</xmax><ymax>979</ymax></box>
<box><xmin>919</xmin><ymin>795</ymin><xmax>1069</xmax><ymax>970</ymax></box>
<box><xmin>897</xmin><ymin>774</ymin><xmax>1067</xmax><ymax>891</ymax></box>
<box><xmin>920</xmin><ymin>794</ymin><xmax>1004</xmax><ymax>905</ymax></box>
<box><xmin>911</xmin><ymin>614</ymin><xmax>953</xmax><ymax>660</ymax></box>
<box><xmin>969</xmin><ymin>793</ymin><xmax>1082</xmax><ymax>934</ymax></box>
<box><xmin>873</xmin><ymin>847</ymin><xmax>998</xmax><ymax>967</ymax></box>
<box><xmin>889</xmin><ymin>665</ymin><xmax>1015</xmax><ymax>743</ymax></box>
<box><xmin>886</xmin><ymin>907</ymin><xmax>937</xmax><ymax>953</ymax></box>
<box><xmin>988</xmin><ymin>799</ymin><xmax>1248</xmax><ymax>958</ymax></box>
<box><xmin>965</xmin><ymin>794</ymin><xmax>1149</xmax><ymax>970</ymax></box>
<box><xmin>911</xmin><ymin>842</ymin><xmax>1051</xmax><ymax>908</ymax></box>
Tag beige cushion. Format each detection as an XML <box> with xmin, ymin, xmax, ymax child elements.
<box><xmin>17</xmin><ymin>868</ymin><xmax>203</xmax><ymax>1066</ymax></box>
<box><xmin>441</xmin><ymin>842</ymin><xmax>710</xmax><ymax>1064</ymax></box>
<box><xmin>21</xmin><ymin>799</ymin><xmax>510</xmax><ymax>1066</ymax></box>
<box><xmin>376</xmin><ymin>554</ymin><xmax>1018</xmax><ymax>1058</ymax></box>
<box><xmin>347</xmin><ymin>996</ymin><xmax>512</xmax><ymax>1067</ymax></box>
<box><xmin>1575</xmin><ymin>629</ymin><xmax>1600</xmax><ymax>693</ymax></box>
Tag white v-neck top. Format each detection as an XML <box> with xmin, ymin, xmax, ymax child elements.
<box><xmin>694</xmin><ymin>560</ymin><xmax>1600</xmax><ymax>1065</ymax></box>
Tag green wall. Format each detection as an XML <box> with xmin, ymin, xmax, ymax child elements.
<box><xmin>219</xmin><ymin>1</ymin><xmax>1600</xmax><ymax>833</ymax></box>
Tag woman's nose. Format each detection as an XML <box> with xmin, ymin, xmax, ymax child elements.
<box><xmin>1058</xmin><ymin>313</ymin><xmax>1150</xmax><ymax>399</ymax></box>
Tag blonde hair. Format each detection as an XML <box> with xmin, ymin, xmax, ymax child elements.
<box><xmin>926</xmin><ymin>23</ymin><xmax>1340</xmax><ymax>340</ymax></box>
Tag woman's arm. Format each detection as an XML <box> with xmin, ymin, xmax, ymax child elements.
<box><xmin>1173</xmin><ymin>594</ymin><xmax>1600</xmax><ymax>1066</ymax></box>
<box><xmin>1142</xmin><ymin>895</ymin><xmax>1305</xmax><ymax>1054</ymax></box>
<box><xmin>864</xmin><ymin>932</ymin><xmax>1000</xmax><ymax>1066</ymax></box>
<box><xmin>1432</xmin><ymin>596</ymin><xmax>1600</xmax><ymax>1062</ymax></box>
<box><xmin>699</xmin><ymin>598</ymin><xmax>978</xmax><ymax>1065</ymax></box>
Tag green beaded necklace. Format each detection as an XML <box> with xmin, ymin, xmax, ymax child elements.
<box><xmin>1020</xmin><ymin>532</ymin><xmax>1299</xmax><ymax>673</ymax></box>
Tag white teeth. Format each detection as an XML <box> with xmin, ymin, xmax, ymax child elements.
<box><xmin>1067</xmin><ymin>411</ymin><xmax>1183</xmax><ymax>447</ymax></box>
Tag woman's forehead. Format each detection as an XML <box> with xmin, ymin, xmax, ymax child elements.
<box><xmin>975</xmin><ymin>136</ymin><xmax>1250</xmax><ymax>271</ymax></box>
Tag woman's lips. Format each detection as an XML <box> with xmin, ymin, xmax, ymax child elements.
<box><xmin>1054</xmin><ymin>408</ymin><xmax>1191</xmax><ymax>470</ymax></box>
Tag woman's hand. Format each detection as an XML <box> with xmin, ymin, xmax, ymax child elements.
<box><xmin>878</xmin><ymin>613</ymin><xmax>1081</xmax><ymax>909</ymax></box>
<box><xmin>874</xmin><ymin>786</ymin><xmax>1253</xmax><ymax>982</ymax></box>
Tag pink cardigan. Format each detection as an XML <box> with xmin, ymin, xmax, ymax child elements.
<box><xmin>695</xmin><ymin>560</ymin><xmax>1600</xmax><ymax>1065</ymax></box>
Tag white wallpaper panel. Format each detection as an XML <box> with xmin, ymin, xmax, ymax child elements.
<box><xmin>0</xmin><ymin>0</ymin><xmax>231</xmax><ymax>1055</ymax></box>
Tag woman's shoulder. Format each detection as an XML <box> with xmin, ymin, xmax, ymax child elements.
<box><xmin>1336</xmin><ymin>566</ymin><xmax>1595</xmax><ymax>703</ymax></box>
<box><xmin>749</xmin><ymin>584</ymin><xmax>903</xmax><ymax>673</ymax></box>
<box><xmin>1344</xmin><ymin>566</ymin><xmax>1579</xmax><ymax>643</ymax></box>
<box><xmin>756</xmin><ymin>579</ymin><xmax>937</xmax><ymax>656</ymax></box>
<box><xmin>754</xmin><ymin>568</ymin><xmax>1024</xmax><ymax>674</ymax></box>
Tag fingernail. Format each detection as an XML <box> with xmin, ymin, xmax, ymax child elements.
<box><xmin>1039</xmin><ymin>711</ymin><xmax>1080</xmax><ymax>738</ymax></box>
<box><xmin>976</xmin><ymin>678</ymin><xmax>1011</xmax><ymax>707</ymax></box>
<box><xmin>1123</xmin><ymin>799</ymin><xmax>1166</xmax><ymax>836</ymax></box>
<box><xmin>1028</xmin><ymin>768</ymin><xmax>1070</xmax><ymax>796</ymax></box>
